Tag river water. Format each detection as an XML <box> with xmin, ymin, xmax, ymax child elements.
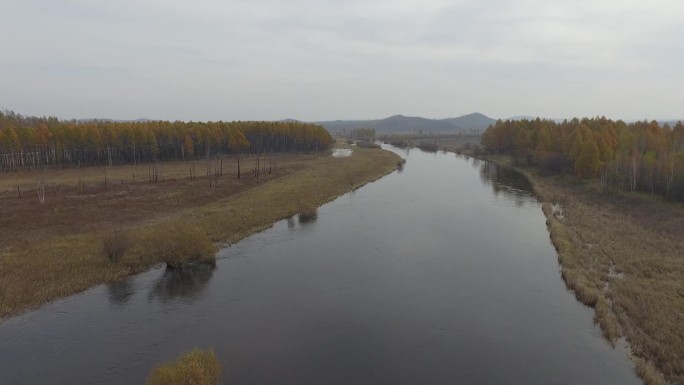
<box><xmin>0</xmin><ymin>146</ymin><xmax>639</xmax><ymax>385</ymax></box>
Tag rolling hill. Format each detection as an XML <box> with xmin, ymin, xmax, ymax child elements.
<box><xmin>317</xmin><ymin>112</ymin><xmax>496</xmax><ymax>134</ymax></box>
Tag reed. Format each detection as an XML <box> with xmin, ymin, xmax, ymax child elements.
<box><xmin>102</xmin><ymin>230</ymin><xmax>130</xmax><ymax>264</ymax></box>
<box><xmin>522</xmin><ymin>162</ymin><xmax>684</xmax><ymax>385</ymax></box>
<box><xmin>146</xmin><ymin>348</ymin><xmax>221</xmax><ymax>385</ymax></box>
<box><xmin>137</xmin><ymin>222</ymin><xmax>216</xmax><ymax>266</ymax></box>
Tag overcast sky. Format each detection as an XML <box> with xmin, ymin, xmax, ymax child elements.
<box><xmin>1</xmin><ymin>0</ymin><xmax>682</xmax><ymax>122</ymax></box>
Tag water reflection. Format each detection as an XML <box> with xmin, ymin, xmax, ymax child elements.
<box><xmin>107</xmin><ymin>278</ymin><xmax>135</xmax><ymax>306</ymax></box>
<box><xmin>478</xmin><ymin>161</ymin><xmax>537</xmax><ymax>207</ymax></box>
<box><xmin>148</xmin><ymin>263</ymin><xmax>215</xmax><ymax>303</ymax></box>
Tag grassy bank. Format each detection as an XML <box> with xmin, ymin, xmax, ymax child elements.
<box><xmin>146</xmin><ymin>348</ymin><xmax>221</xmax><ymax>385</ymax></box>
<box><xmin>466</xmin><ymin>152</ymin><xmax>683</xmax><ymax>385</ymax></box>
<box><xmin>0</xmin><ymin>145</ymin><xmax>401</xmax><ymax>320</ymax></box>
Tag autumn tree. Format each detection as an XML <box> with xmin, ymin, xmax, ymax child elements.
<box><xmin>182</xmin><ymin>135</ymin><xmax>193</xmax><ymax>161</ymax></box>
<box><xmin>575</xmin><ymin>140</ymin><xmax>600</xmax><ymax>179</ymax></box>
<box><xmin>480</xmin><ymin>117</ymin><xmax>684</xmax><ymax>200</ymax></box>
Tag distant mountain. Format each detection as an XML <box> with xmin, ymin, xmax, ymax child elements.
<box><xmin>507</xmin><ymin>115</ymin><xmax>536</xmax><ymax>121</ymax></box>
<box><xmin>317</xmin><ymin>112</ymin><xmax>495</xmax><ymax>134</ymax></box>
<box><xmin>659</xmin><ymin>119</ymin><xmax>683</xmax><ymax>126</ymax></box>
<box><xmin>442</xmin><ymin>112</ymin><xmax>496</xmax><ymax>129</ymax></box>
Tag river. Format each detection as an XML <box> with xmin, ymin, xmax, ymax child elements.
<box><xmin>0</xmin><ymin>145</ymin><xmax>639</xmax><ymax>385</ymax></box>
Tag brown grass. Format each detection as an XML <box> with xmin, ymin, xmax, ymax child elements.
<box><xmin>0</xmin><ymin>146</ymin><xmax>402</xmax><ymax>320</ymax></box>
<box><xmin>137</xmin><ymin>222</ymin><xmax>216</xmax><ymax>267</ymax></box>
<box><xmin>475</xmin><ymin>153</ymin><xmax>684</xmax><ymax>385</ymax></box>
<box><xmin>146</xmin><ymin>348</ymin><xmax>221</xmax><ymax>385</ymax></box>
<box><xmin>102</xmin><ymin>230</ymin><xmax>130</xmax><ymax>264</ymax></box>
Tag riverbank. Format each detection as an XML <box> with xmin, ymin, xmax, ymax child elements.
<box><xmin>462</xmin><ymin>152</ymin><xmax>683</xmax><ymax>385</ymax></box>
<box><xmin>0</xmin><ymin>145</ymin><xmax>402</xmax><ymax>320</ymax></box>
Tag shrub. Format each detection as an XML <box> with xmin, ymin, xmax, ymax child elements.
<box><xmin>102</xmin><ymin>230</ymin><xmax>130</xmax><ymax>263</ymax></box>
<box><xmin>146</xmin><ymin>348</ymin><xmax>221</xmax><ymax>385</ymax></box>
<box><xmin>298</xmin><ymin>203</ymin><xmax>318</xmax><ymax>223</ymax></box>
<box><xmin>141</xmin><ymin>222</ymin><xmax>216</xmax><ymax>266</ymax></box>
<box><xmin>417</xmin><ymin>142</ymin><xmax>438</xmax><ymax>152</ymax></box>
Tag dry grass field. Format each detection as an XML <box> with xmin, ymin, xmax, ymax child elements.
<box><xmin>475</xmin><ymin>153</ymin><xmax>684</xmax><ymax>385</ymax></box>
<box><xmin>0</xmin><ymin>145</ymin><xmax>402</xmax><ymax>320</ymax></box>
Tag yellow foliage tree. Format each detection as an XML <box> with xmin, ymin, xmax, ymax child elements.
<box><xmin>575</xmin><ymin>140</ymin><xmax>600</xmax><ymax>179</ymax></box>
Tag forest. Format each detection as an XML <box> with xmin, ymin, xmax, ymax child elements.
<box><xmin>481</xmin><ymin>117</ymin><xmax>684</xmax><ymax>201</ymax></box>
<box><xmin>0</xmin><ymin>110</ymin><xmax>334</xmax><ymax>171</ymax></box>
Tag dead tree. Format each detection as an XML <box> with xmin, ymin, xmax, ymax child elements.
<box><xmin>37</xmin><ymin>177</ymin><xmax>45</xmax><ymax>204</ymax></box>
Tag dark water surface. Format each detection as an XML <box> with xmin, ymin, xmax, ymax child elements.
<box><xmin>0</xmin><ymin>146</ymin><xmax>639</xmax><ymax>385</ymax></box>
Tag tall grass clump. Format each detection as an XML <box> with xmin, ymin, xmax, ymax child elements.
<box><xmin>593</xmin><ymin>296</ymin><xmax>619</xmax><ymax>345</ymax></box>
<box><xmin>146</xmin><ymin>348</ymin><xmax>221</xmax><ymax>385</ymax></box>
<box><xmin>635</xmin><ymin>357</ymin><xmax>667</xmax><ymax>385</ymax></box>
<box><xmin>140</xmin><ymin>222</ymin><xmax>216</xmax><ymax>266</ymax></box>
<box><xmin>298</xmin><ymin>203</ymin><xmax>318</xmax><ymax>223</ymax></box>
<box><xmin>102</xmin><ymin>230</ymin><xmax>130</xmax><ymax>263</ymax></box>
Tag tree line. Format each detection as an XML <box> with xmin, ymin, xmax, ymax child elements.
<box><xmin>345</xmin><ymin>127</ymin><xmax>376</xmax><ymax>140</ymax></box>
<box><xmin>481</xmin><ymin>117</ymin><xmax>684</xmax><ymax>201</ymax></box>
<box><xmin>0</xmin><ymin>110</ymin><xmax>334</xmax><ymax>172</ymax></box>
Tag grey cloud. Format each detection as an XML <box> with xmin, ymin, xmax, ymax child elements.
<box><xmin>0</xmin><ymin>0</ymin><xmax>682</xmax><ymax>121</ymax></box>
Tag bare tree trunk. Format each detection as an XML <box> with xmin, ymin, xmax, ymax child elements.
<box><xmin>666</xmin><ymin>161</ymin><xmax>674</xmax><ymax>196</ymax></box>
<box><xmin>631</xmin><ymin>157</ymin><xmax>637</xmax><ymax>192</ymax></box>
<box><xmin>37</xmin><ymin>178</ymin><xmax>45</xmax><ymax>204</ymax></box>
<box><xmin>600</xmin><ymin>164</ymin><xmax>608</xmax><ymax>187</ymax></box>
